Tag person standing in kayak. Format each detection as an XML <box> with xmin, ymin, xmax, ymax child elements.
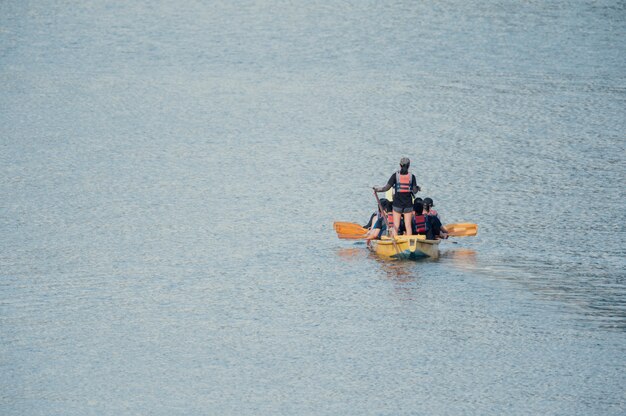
<box><xmin>373</xmin><ymin>157</ymin><xmax>421</xmax><ymax>236</ymax></box>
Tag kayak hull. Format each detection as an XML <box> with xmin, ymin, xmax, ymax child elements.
<box><xmin>369</xmin><ymin>235</ymin><xmax>440</xmax><ymax>259</ymax></box>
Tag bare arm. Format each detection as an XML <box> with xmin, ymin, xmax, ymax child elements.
<box><xmin>373</xmin><ymin>183</ymin><xmax>392</xmax><ymax>193</ymax></box>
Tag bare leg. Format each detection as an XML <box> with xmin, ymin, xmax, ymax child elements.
<box><xmin>392</xmin><ymin>210</ymin><xmax>401</xmax><ymax>235</ymax></box>
<box><xmin>403</xmin><ymin>212</ymin><xmax>414</xmax><ymax>236</ymax></box>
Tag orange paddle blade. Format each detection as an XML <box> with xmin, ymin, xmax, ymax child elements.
<box><xmin>444</xmin><ymin>223</ymin><xmax>478</xmax><ymax>237</ymax></box>
<box><xmin>337</xmin><ymin>233</ymin><xmax>368</xmax><ymax>240</ymax></box>
<box><xmin>333</xmin><ymin>222</ymin><xmax>368</xmax><ymax>235</ymax></box>
<box><xmin>334</xmin><ymin>222</ymin><xmax>369</xmax><ymax>240</ymax></box>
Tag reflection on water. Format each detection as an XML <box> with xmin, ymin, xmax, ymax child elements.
<box><xmin>441</xmin><ymin>248</ymin><xmax>478</xmax><ymax>269</ymax></box>
<box><xmin>337</xmin><ymin>245</ymin><xmax>426</xmax><ymax>283</ymax></box>
<box><xmin>336</xmin><ymin>245</ymin><xmax>423</xmax><ymax>300</ymax></box>
<box><xmin>335</xmin><ymin>246</ymin><xmax>367</xmax><ymax>262</ymax></box>
<box><xmin>370</xmin><ymin>254</ymin><xmax>422</xmax><ymax>302</ymax></box>
<box><xmin>369</xmin><ymin>253</ymin><xmax>419</xmax><ymax>283</ymax></box>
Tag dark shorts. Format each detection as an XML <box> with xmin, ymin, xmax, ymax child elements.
<box><xmin>393</xmin><ymin>205</ymin><xmax>413</xmax><ymax>214</ymax></box>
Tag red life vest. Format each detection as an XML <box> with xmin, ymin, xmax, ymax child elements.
<box><xmin>395</xmin><ymin>171</ymin><xmax>413</xmax><ymax>193</ymax></box>
<box><xmin>413</xmin><ymin>214</ymin><xmax>426</xmax><ymax>234</ymax></box>
<box><xmin>425</xmin><ymin>208</ymin><xmax>438</xmax><ymax>217</ymax></box>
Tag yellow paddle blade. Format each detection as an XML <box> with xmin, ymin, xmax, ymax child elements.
<box><xmin>333</xmin><ymin>222</ymin><xmax>368</xmax><ymax>235</ymax></box>
<box><xmin>334</xmin><ymin>222</ymin><xmax>369</xmax><ymax>240</ymax></box>
<box><xmin>444</xmin><ymin>223</ymin><xmax>478</xmax><ymax>237</ymax></box>
<box><xmin>334</xmin><ymin>221</ymin><xmax>363</xmax><ymax>229</ymax></box>
<box><xmin>336</xmin><ymin>226</ymin><xmax>368</xmax><ymax>235</ymax></box>
<box><xmin>337</xmin><ymin>233</ymin><xmax>368</xmax><ymax>240</ymax></box>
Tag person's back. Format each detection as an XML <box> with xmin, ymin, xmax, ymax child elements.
<box><xmin>373</xmin><ymin>157</ymin><xmax>421</xmax><ymax>236</ymax></box>
<box><xmin>423</xmin><ymin>197</ymin><xmax>447</xmax><ymax>239</ymax></box>
<box><xmin>412</xmin><ymin>201</ymin><xmax>427</xmax><ymax>235</ymax></box>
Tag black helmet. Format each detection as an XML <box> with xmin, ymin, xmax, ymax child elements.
<box><xmin>423</xmin><ymin>197</ymin><xmax>434</xmax><ymax>207</ymax></box>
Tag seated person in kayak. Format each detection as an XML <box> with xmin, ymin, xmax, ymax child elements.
<box><xmin>423</xmin><ymin>197</ymin><xmax>448</xmax><ymax>240</ymax></box>
<box><xmin>373</xmin><ymin>157</ymin><xmax>421</xmax><ymax>236</ymax></box>
<box><xmin>412</xmin><ymin>199</ymin><xmax>427</xmax><ymax>236</ymax></box>
<box><xmin>363</xmin><ymin>198</ymin><xmax>389</xmax><ymax>229</ymax></box>
<box><xmin>365</xmin><ymin>200</ymin><xmax>394</xmax><ymax>243</ymax></box>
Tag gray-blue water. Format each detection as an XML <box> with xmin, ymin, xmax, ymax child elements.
<box><xmin>1</xmin><ymin>1</ymin><xmax>625</xmax><ymax>414</ymax></box>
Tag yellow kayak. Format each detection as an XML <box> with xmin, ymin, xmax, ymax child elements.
<box><xmin>369</xmin><ymin>235</ymin><xmax>440</xmax><ymax>259</ymax></box>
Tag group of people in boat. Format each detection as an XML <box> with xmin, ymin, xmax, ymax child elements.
<box><xmin>365</xmin><ymin>157</ymin><xmax>448</xmax><ymax>243</ymax></box>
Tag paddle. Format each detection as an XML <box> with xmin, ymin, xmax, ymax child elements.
<box><xmin>337</xmin><ymin>233</ymin><xmax>369</xmax><ymax>240</ymax></box>
<box><xmin>335</xmin><ymin>222</ymin><xmax>478</xmax><ymax>239</ymax></box>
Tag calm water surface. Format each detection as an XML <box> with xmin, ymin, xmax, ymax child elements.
<box><xmin>1</xmin><ymin>1</ymin><xmax>625</xmax><ymax>415</ymax></box>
